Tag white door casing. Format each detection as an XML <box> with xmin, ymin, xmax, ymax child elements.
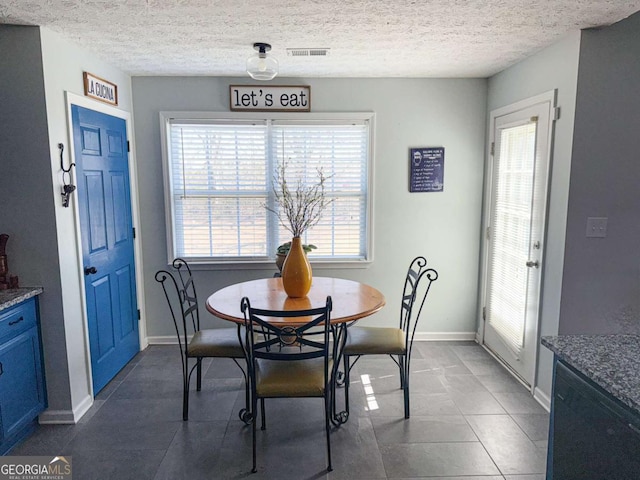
<box><xmin>480</xmin><ymin>91</ymin><xmax>556</xmax><ymax>388</ymax></box>
<box><xmin>64</xmin><ymin>92</ymin><xmax>147</xmax><ymax>396</ymax></box>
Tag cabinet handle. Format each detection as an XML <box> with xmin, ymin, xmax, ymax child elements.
<box><xmin>0</xmin><ymin>362</ymin><xmax>3</xmax><ymax>376</ymax></box>
<box><xmin>8</xmin><ymin>316</ymin><xmax>24</xmax><ymax>326</ymax></box>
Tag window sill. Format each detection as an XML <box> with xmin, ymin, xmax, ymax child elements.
<box><xmin>181</xmin><ymin>259</ymin><xmax>373</xmax><ymax>271</ymax></box>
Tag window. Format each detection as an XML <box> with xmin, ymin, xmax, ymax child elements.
<box><xmin>160</xmin><ymin>112</ymin><xmax>374</xmax><ymax>265</ymax></box>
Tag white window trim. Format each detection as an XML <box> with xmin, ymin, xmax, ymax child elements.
<box><xmin>159</xmin><ymin>111</ymin><xmax>376</xmax><ymax>269</ymax></box>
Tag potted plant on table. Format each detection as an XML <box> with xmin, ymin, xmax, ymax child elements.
<box><xmin>266</xmin><ymin>162</ymin><xmax>331</xmax><ymax>297</ymax></box>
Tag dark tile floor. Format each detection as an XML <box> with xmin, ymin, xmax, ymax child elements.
<box><xmin>11</xmin><ymin>341</ymin><xmax>549</xmax><ymax>479</ymax></box>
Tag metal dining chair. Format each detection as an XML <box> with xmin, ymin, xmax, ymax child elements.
<box><xmin>155</xmin><ymin>258</ymin><xmax>248</xmax><ymax>422</ymax></box>
<box><xmin>342</xmin><ymin>256</ymin><xmax>438</xmax><ymax>419</ymax></box>
<box><xmin>241</xmin><ymin>295</ymin><xmax>334</xmax><ymax>473</ymax></box>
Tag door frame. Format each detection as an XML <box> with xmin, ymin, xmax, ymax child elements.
<box><xmin>477</xmin><ymin>90</ymin><xmax>556</xmax><ymax>394</ymax></box>
<box><xmin>65</xmin><ymin>92</ymin><xmax>147</xmax><ymax>396</ymax></box>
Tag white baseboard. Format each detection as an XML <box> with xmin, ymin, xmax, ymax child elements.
<box><xmin>39</xmin><ymin>410</ymin><xmax>75</xmax><ymax>425</ymax></box>
<box><xmin>146</xmin><ymin>335</ymin><xmax>182</xmax><ymax>345</ymax></box>
<box><xmin>534</xmin><ymin>386</ymin><xmax>551</xmax><ymax>412</ymax></box>
<box><xmin>413</xmin><ymin>332</ymin><xmax>477</xmax><ymax>342</ymax></box>
<box><xmin>148</xmin><ymin>333</ymin><xmax>477</xmax><ymax>345</ymax></box>
<box><xmin>39</xmin><ymin>394</ymin><xmax>93</xmax><ymax>425</ymax></box>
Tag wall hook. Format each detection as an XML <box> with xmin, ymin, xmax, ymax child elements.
<box><xmin>59</xmin><ymin>143</ymin><xmax>75</xmax><ymax>173</ymax></box>
<box><xmin>59</xmin><ymin>143</ymin><xmax>76</xmax><ymax>207</ymax></box>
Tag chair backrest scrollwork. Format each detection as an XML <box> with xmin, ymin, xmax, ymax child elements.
<box><xmin>399</xmin><ymin>256</ymin><xmax>439</xmax><ymax>358</ymax></box>
<box><xmin>155</xmin><ymin>258</ymin><xmax>201</xmax><ymax>370</ymax></box>
<box><xmin>240</xmin><ymin>296</ymin><xmax>333</xmax><ymax>385</ymax></box>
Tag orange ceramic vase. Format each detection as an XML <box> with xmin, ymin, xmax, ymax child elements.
<box><xmin>281</xmin><ymin>237</ymin><xmax>312</xmax><ymax>298</ymax></box>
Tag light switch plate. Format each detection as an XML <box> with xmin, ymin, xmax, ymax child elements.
<box><xmin>586</xmin><ymin>217</ymin><xmax>608</xmax><ymax>238</ymax></box>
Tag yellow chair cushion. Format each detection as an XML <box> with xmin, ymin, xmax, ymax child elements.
<box><xmin>344</xmin><ymin>326</ymin><xmax>406</xmax><ymax>355</ymax></box>
<box><xmin>256</xmin><ymin>357</ymin><xmax>333</xmax><ymax>397</ymax></box>
<box><xmin>187</xmin><ymin>328</ymin><xmax>245</xmax><ymax>358</ymax></box>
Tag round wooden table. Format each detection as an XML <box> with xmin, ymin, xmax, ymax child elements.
<box><xmin>206</xmin><ymin>276</ymin><xmax>385</xmax><ymax>426</ymax></box>
<box><xmin>205</xmin><ymin>276</ymin><xmax>386</xmax><ymax>325</ymax></box>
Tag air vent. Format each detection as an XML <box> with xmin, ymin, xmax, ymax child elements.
<box><xmin>286</xmin><ymin>48</ymin><xmax>330</xmax><ymax>57</ymax></box>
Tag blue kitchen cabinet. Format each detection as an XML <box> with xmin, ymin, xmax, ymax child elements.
<box><xmin>0</xmin><ymin>296</ymin><xmax>46</xmax><ymax>454</ymax></box>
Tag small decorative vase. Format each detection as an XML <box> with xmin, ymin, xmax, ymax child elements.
<box><xmin>281</xmin><ymin>237</ymin><xmax>312</xmax><ymax>298</ymax></box>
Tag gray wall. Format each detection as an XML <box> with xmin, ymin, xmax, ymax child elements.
<box><xmin>0</xmin><ymin>25</ymin><xmax>71</xmax><ymax>412</ymax></box>
<box><xmin>132</xmin><ymin>77</ymin><xmax>488</xmax><ymax>340</ymax></box>
<box><xmin>559</xmin><ymin>14</ymin><xmax>640</xmax><ymax>334</ymax></box>
<box><xmin>486</xmin><ymin>32</ymin><xmax>581</xmax><ymax>400</ymax></box>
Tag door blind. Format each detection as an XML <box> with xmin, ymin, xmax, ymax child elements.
<box><xmin>487</xmin><ymin>121</ymin><xmax>537</xmax><ymax>357</ymax></box>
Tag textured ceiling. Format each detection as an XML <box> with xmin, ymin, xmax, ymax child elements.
<box><xmin>1</xmin><ymin>0</ymin><xmax>640</xmax><ymax>78</ymax></box>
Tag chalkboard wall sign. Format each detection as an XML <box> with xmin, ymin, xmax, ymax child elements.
<box><xmin>409</xmin><ymin>147</ymin><xmax>444</xmax><ymax>192</ymax></box>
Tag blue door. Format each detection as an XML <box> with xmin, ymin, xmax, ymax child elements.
<box><xmin>72</xmin><ymin>105</ymin><xmax>139</xmax><ymax>394</ymax></box>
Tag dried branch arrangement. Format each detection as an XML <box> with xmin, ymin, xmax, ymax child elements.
<box><xmin>266</xmin><ymin>162</ymin><xmax>332</xmax><ymax>238</ymax></box>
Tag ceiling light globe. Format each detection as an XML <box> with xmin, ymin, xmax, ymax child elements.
<box><xmin>246</xmin><ymin>44</ymin><xmax>278</xmax><ymax>81</ymax></box>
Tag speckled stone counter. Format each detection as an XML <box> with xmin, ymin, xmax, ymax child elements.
<box><xmin>542</xmin><ymin>334</ymin><xmax>640</xmax><ymax>414</ymax></box>
<box><xmin>0</xmin><ymin>287</ymin><xmax>43</xmax><ymax>312</ymax></box>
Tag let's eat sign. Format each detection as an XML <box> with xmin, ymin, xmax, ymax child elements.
<box><xmin>230</xmin><ymin>85</ymin><xmax>311</xmax><ymax>112</ymax></box>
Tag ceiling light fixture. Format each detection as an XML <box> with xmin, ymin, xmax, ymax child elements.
<box><xmin>246</xmin><ymin>42</ymin><xmax>278</xmax><ymax>81</ymax></box>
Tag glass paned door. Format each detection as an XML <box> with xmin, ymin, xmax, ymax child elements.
<box><xmin>482</xmin><ymin>94</ymin><xmax>554</xmax><ymax>387</ymax></box>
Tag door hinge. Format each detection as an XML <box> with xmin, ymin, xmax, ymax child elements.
<box><xmin>482</xmin><ymin>306</ymin><xmax>486</xmax><ymax>321</ymax></box>
<box><xmin>486</xmin><ymin>226</ymin><xmax>491</xmax><ymax>239</ymax></box>
<box><xmin>137</xmin><ymin>309</ymin><xmax>141</xmax><ymax>320</ymax></box>
<box><xmin>127</xmin><ymin>141</ymin><xmax>130</xmax><ymax>152</ymax></box>
<box><xmin>132</xmin><ymin>227</ymin><xmax>136</xmax><ymax>239</ymax></box>
<box><xmin>490</xmin><ymin>142</ymin><xmax>495</xmax><ymax>156</ymax></box>
<box><xmin>553</xmin><ymin>107</ymin><xmax>561</xmax><ymax>121</ymax></box>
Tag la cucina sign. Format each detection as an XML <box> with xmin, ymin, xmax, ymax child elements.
<box><xmin>83</xmin><ymin>72</ymin><xmax>118</xmax><ymax>106</ymax></box>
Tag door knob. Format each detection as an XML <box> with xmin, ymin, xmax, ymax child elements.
<box><xmin>525</xmin><ymin>260</ymin><xmax>539</xmax><ymax>268</ymax></box>
<box><xmin>84</xmin><ymin>266</ymin><xmax>97</xmax><ymax>275</ymax></box>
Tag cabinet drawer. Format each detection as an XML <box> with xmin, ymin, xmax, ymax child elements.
<box><xmin>0</xmin><ymin>299</ymin><xmax>37</xmax><ymax>342</ymax></box>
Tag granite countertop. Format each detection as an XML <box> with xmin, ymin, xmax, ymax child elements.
<box><xmin>0</xmin><ymin>287</ymin><xmax>44</xmax><ymax>312</ymax></box>
<box><xmin>542</xmin><ymin>334</ymin><xmax>640</xmax><ymax>414</ymax></box>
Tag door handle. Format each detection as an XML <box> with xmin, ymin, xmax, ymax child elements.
<box><xmin>526</xmin><ymin>260</ymin><xmax>539</xmax><ymax>268</ymax></box>
<box><xmin>84</xmin><ymin>266</ymin><xmax>98</xmax><ymax>275</ymax></box>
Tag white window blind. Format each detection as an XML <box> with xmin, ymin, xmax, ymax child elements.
<box><xmin>487</xmin><ymin>121</ymin><xmax>537</xmax><ymax>357</ymax></box>
<box><xmin>271</xmin><ymin>122</ymin><xmax>368</xmax><ymax>258</ymax></box>
<box><xmin>163</xmin><ymin>114</ymin><xmax>372</xmax><ymax>263</ymax></box>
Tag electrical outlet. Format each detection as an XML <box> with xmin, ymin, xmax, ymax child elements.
<box><xmin>586</xmin><ymin>217</ymin><xmax>608</xmax><ymax>238</ymax></box>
